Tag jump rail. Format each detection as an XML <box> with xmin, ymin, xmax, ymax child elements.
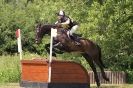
<box><xmin>20</xmin><ymin>59</ymin><xmax>90</xmax><ymax>88</ymax></box>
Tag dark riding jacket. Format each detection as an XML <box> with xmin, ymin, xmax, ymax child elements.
<box><xmin>55</xmin><ymin>16</ymin><xmax>78</xmax><ymax>29</ymax></box>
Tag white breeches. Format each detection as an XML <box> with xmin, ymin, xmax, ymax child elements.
<box><xmin>69</xmin><ymin>25</ymin><xmax>79</xmax><ymax>35</ymax></box>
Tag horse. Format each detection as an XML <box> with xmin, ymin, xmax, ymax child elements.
<box><xmin>35</xmin><ymin>23</ymin><xmax>109</xmax><ymax>87</ymax></box>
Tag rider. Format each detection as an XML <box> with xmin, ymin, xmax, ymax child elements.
<box><xmin>55</xmin><ymin>10</ymin><xmax>80</xmax><ymax>45</ymax></box>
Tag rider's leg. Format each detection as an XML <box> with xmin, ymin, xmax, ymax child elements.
<box><xmin>67</xmin><ymin>25</ymin><xmax>79</xmax><ymax>37</ymax></box>
<box><xmin>70</xmin><ymin>35</ymin><xmax>80</xmax><ymax>45</ymax></box>
<box><xmin>69</xmin><ymin>25</ymin><xmax>79</xmax><ymax>35</ymax></box>
<box><xmin>69</xmin><ymin>25</ymin><xmax>80</xmax><ymax>45</ymax></box>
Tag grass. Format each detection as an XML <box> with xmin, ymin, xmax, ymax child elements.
<box><xmin>0</xmin><ymin>83</ymin><xmax>133</xmax><ymax>88</ymax></box>
<box><xmin>0</xmin><ymin>53</ymin><xmax>42</xmax><ymax>83</ymax></box>
<box><xmin>0</xmin><ymin>55</ymin><xmax>20</xmax><ymax>83</ymax></box>
<box><xmin>0</xmin><ymin>53</ymin><xmax>80</xmax><ymax>83</ymax></box>
<box><xmin>0</xmin><ymin>54</ymin><xmax>133</xmax><ymax>88</ymax></box>
<box><xmin>0</xmin><ymin>83</ymin><xmax>19</xmax><ymax>88</ymax></box>
<box><xmin>91</xmin><ymin>84</ymin><xmax>133</xmax><ymax>88</ymax></box>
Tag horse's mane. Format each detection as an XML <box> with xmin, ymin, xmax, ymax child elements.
<box><xmin>41</xmin><ymin>24</ymin><xmax>53</xmax><ymax>28</ymax></box>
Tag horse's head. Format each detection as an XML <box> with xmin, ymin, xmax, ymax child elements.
<box><xmin>35</xmin><ymin>22</ymin><xmax>67</xmax><ymax>44</ymax></box>
<box><xmin>35</xmin><ymin>23</ymin><xmax>58</xmax><ymax>44</ymax></box>
<box><xmin>35</xmin><ymin>23</ymin><xmax>43</xmax><ymax>44</ymax></box>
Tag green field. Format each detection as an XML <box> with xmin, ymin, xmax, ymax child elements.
<box><xmin>91</xmin><ymin>84</ymin><xmax>133</xmax><ymax>88</ymax></box>
<box><xmin>0</xmin><ymin>54</ymin><xmax>42</xmax><ymax>83</ymax></box>
<box><xmin>0</xmin><ymin>83</ymin><xmax>133</xmax><ymax>88</ymax></box>
<box><xmin>0</xmin><ymin>54</ymin><xmax>133</xmax><ymax>88</ymax></box>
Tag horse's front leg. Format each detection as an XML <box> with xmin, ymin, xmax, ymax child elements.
<box><xmin>53</xmin><ymin>38</ymin><xmax>64</xmax><ymax>54</ymax></box>
<box><xmin>45</xmin><ymin>43</ymin><xmax>50</xmax><ymax>54</ymax></box>
<box><xmin>45</xmin><ymin>43</ymin><xmax>57</xmax><ymax>57</ymax></box>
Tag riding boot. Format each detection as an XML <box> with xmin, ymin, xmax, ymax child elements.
<box><xmin>70</xmin><ymin>35</ymin><xmax>80</xmax><ymax>45</ymax></box>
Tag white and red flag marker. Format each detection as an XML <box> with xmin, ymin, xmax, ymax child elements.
<box><xmin>16</xmin><ymin>29</ymin><xmax>22</xmax><ymax>60</ymax></box>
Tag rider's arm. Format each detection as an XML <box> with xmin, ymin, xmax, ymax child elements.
<box><xmin>61</xmin><ymin>18</ymin><xmax>70</xmax><ymax>25</ymax></box>
<box><xmin>55</xmin><ymin>21</ymin><xmax>58</xmax><ymax>24</ymax></box>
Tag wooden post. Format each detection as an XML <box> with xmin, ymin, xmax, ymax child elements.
<box><xmin>48</xmin><ymin>28</ymin><xmax>57</xmax><ymax>82</ymax></box>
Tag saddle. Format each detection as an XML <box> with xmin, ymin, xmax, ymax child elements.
<box><xmin>55</xmin><ymin>28</ymin><xmax>81</xmax><ymax>46</ymax></box>
<box><xmin>70</xmin><ymin>35</ymin><xmax>80</xmax><ymax>44</ymax></box>
<box><xmin>68</xmin><ymin>33</ymin><xmax>81</xmax><ymax>45</ymax></box>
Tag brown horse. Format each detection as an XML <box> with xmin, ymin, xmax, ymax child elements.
<box><xmin>35</xmin><ymin>23</ymin><xmax>109</xmax><ymax>87</ymax></box>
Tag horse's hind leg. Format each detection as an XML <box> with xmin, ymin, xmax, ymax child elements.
<box><xmin>92</xmin><ymin>45</ymin><xmax>109</xmax><ymax>81</ymax></box>
<box><xmin>94</xmin><ymin>59</ymin><xmax>109</xmax><ymax>81</ymax></box>
<box><xmin>93</xmin><ymin>55</ymin><xmax>109</xmax><ymax>81</ymax></box>
<box><xmin>82</xmin><ymin>53</ymin><xmax>100</xmax><ymax>87</ymax></box>
<box><xmin>96</xmin><ymin>44</ymin><xmax>105</xmax><ymax>68</ymax></box>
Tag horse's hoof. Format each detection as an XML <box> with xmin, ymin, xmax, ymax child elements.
<box><xmin>97</xmin><ymin>83</ymin><xmax>100</xmax><ymax>88</ymax></box>
<box><xmin>105</xmin><ymin>77</ymin><xmax>109</xmax><ymax>81</ymax></box>
<box><xmin>107</xmin><ymin>78</ymin><xmax>110</xmax><ymax>81</ymax></box>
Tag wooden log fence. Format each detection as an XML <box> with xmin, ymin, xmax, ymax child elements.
<box><xmin>89</xmin><ymin>71</ymin><xmax>126</xmax><ymax>84</ymax></box>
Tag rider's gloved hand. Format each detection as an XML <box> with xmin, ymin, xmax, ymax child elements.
<box><xmin>57</xmin><ymin>23</ymin><xmax>62</xmax><ymax>27</ymax></box>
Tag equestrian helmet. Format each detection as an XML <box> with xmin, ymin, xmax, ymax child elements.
<box><xmin>57</xmin><ymin>10</ymin><xmax>65</xmax><ymax>16</ymax></box>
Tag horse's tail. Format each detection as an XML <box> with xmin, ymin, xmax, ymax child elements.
<box><xmin>96</xmin><ymin>44</ymin><xmax>105</xmax><ymax>68</ymax></box>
